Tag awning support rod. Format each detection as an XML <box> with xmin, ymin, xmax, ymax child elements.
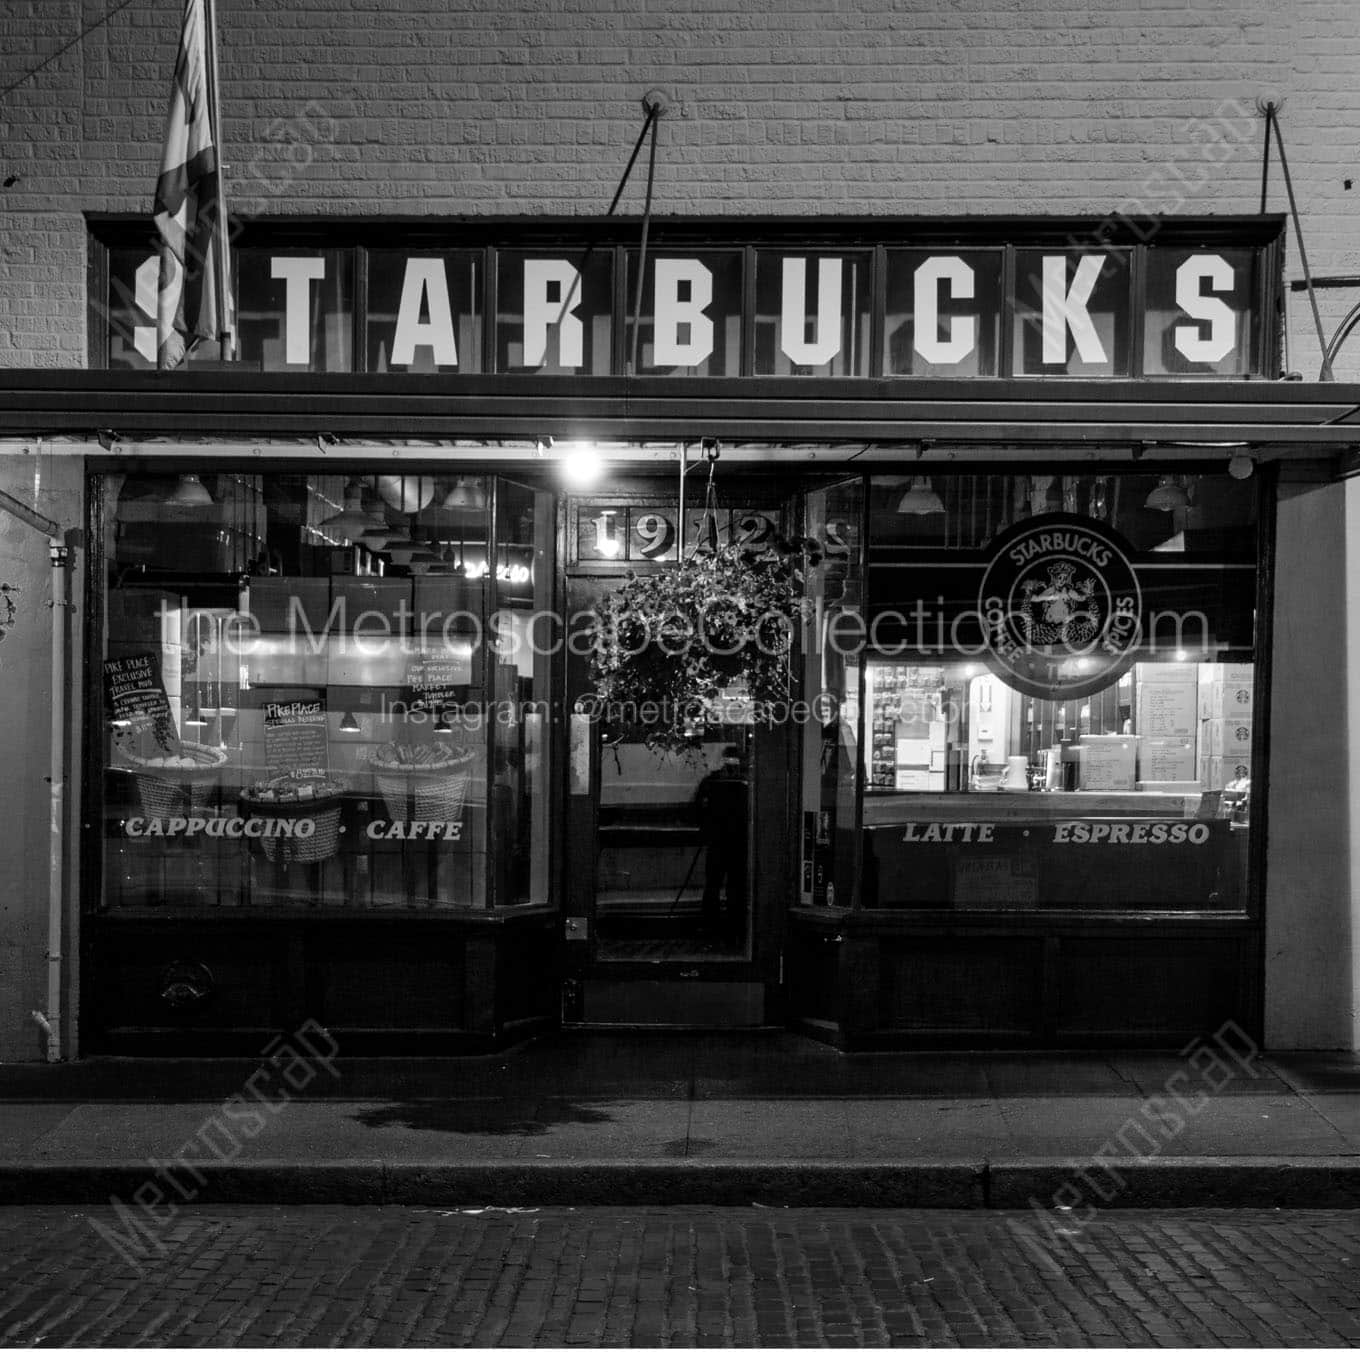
<box><xmin>553</xmin><ymin>96</ymin><xmax>663</xmax><ymax>336</ymax></box>
<box><xmin>1264</xmin><ymin>102</ymin><xmax>1334</xmax><ymax>380</ymax></box>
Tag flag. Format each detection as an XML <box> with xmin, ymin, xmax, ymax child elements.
<box><xmin>153</xmin><ymin>0</ymin><xmax>230</xmax><ymax>369</ymax></box>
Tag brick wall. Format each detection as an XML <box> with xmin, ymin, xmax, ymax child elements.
<box><xmin>1</xmin><ymin>0</ymin><xmax>1358</xmax><ymax>373</ymax></box>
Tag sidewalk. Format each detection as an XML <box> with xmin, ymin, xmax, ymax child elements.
<box><xmin>4</xmin><ymin>1033</ymin><xmax>1360</xmax><ymax>1207</ymax></box>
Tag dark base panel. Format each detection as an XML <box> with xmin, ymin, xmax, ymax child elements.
<box><xmin>82</xmin><ymin>912</ymin><xmax>560</xmax><ymax>1057</ymax></box>
<box><xmin>785</xmin><ymin>916</ymin><xmax>1260</xmax><ymax>1050</ymax></box>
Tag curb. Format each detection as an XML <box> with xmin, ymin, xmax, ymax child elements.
<box><xmin>988</xmin><ymin>1157</ymin><xmax>1360</xmax><ymax>1209</ymax></box>
<box><xmin>5</xmin><ymin>1157</ymin><xmax>1360</xmax><ymax>1207</ymax></box>
<box><xmin>0</xmin><ymin>1161</ymin><xmax>984</xmax><ymax>1208</ymax></box>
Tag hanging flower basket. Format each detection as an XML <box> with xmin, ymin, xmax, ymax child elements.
<box><xmin>589</xmin><ymin>536</ymin><xmax>819</xmax><ymax>755</ymax></box>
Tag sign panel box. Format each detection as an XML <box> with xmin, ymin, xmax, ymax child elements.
<box><xmin>1078</xmin><ymin>735</ymin><xmax>1136</xmax><ymax>791</ymax></box>
<box><xmin>1137</xmin><ymin>735</ymin><xmax>1196</xmax><ymax>782</ymax></box>
<box><xmin>1201</xmin><ymin>718</ymin><xmax>1253</xmax><ymax>756</ymax></box>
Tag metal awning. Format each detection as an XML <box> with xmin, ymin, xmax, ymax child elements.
<box><xmin>1</xmin><ymin>372</ymin><xmax>1358</xmax><ymax>464</ymax></box>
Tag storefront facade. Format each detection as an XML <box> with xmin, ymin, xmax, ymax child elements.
<box><xmin>3</xmin><ymin>212</ymin><xmax>1359</xmax><ymax>1055</ymax></box>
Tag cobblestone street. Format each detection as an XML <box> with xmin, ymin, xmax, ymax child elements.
<box><xmin>0</xmin><ymin>1205</ymin><xmax>1356</xmax><ymax>1346</ymax></box>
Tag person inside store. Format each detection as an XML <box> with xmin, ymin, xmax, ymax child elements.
<box><xmin>694</xmin><ymin>743</ymin><xmax>749</xmax><ymax>935</ymax></box>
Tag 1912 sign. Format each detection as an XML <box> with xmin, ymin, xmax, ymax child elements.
<box><xmin>575</xmin><ymin>506</ymin><xmax>778</xmax><ymax>563</ymax></box>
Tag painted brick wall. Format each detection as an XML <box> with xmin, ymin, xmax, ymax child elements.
<box><xmin>1</xmin><ymin>0</ymin><xmax>1359</xmax><ymax>374</ymax></box>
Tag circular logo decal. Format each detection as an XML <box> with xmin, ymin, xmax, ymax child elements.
<box><xmin>977</xmin><ymin>513</ymin><xmax>1142</xmax><ymax>701</ymax></box>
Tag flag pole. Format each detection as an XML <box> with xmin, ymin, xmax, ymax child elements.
<box><xmin>202</xmin><ymin>0</ymin><xmax>234</xmax><ymax>360</ymax></box>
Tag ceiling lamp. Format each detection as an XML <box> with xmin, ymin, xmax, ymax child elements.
<box><xmin>559</xmin><ymin>442</ymin><xmax>604</xmax><ymax>490</ymax></box>
<box><xmin>383</xmin><ymin>537</ymin><xmax>420</xmax><ymax>566</ymax></box>
<box><xmin>319</xmin><ymin>481</ymin><xmax>370</xmax><ymax>541</ymax></box>
<box><xmin>338</xmin><ymin>710</ymin><xmax>361</xmax><ymax>733</ymax></box>
<box><xmin>406</xmin><ymin>544</ymin><xmax>442</xmax><ymax>574</ymax></box>
<box><xmin>165</xmin><ymin>473</ymin><xmax>213</xmax><ymax>506</ymax></box>
<box><xmin>1228</xmin><ymin>451</ymin><xmax>1255</xmax><ymax>480</ymax></box>
<box><xmin>377</xmin><ymin>474</ymin><xmax>436</xmax><ymax>513</ymax></box>
<box><xmin>896</xmin><ymin>476</ymin><xmax>945</xmax><ymax>515</ymax></box>
<box><xmin>1144</xmin><ymin>475</ymin><xmax>1189</xmax><ymax>512</ymax></box>
<box><xmin>443</xmin><ymin>477</ymin><xmax>488</xmax><ymax>511</ymax></box>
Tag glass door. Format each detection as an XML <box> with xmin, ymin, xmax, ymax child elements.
<box><xmin>561</xmin><ymin>493</ymin><xmax>789</xmax><ymax>1027</ymax></box>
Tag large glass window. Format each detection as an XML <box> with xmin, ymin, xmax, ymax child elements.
<box><xmin>98</xmin><ymin>470</ymin><xmax>553</xmax><ymax>917</ymax></box>
<box><xmin>804</xmin><ymin>470</ymin><xmax>1258</xmax><ymax>914</ymax></box>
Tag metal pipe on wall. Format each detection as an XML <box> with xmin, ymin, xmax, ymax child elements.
<box><xmin>44</xmin><ymin>537</ymin><xmax>69</xmax><ymax>1062</ymax></box>
<box><xmin>0</xmin><ymin>482</ymin><xmax>72</xmax><ymax>1062</ymax></box>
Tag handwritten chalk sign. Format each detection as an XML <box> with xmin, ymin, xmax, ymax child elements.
<box><xmin>262</xmin><ymin>699</ymin><xmax>329</xmax><ymax>778</ymax></box>
<box><xmin>104</xmin><ymin>653</ymin><xmax>177</xmax><ymax>752</ymax></box>
<box><xmin>406</xmin><ymin>653</ymin><xmax>462</xmax><ymax>714</ymax></box>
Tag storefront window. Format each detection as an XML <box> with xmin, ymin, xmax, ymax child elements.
<box><xmin>817</xmin><ymin>471</ymin><xmax>1257</xmax><ymax>913</ymax></box>
<box><xmin>98</xmin><ymin>471</ymin><xmax>553</xmax><ymax>916</ymax></box>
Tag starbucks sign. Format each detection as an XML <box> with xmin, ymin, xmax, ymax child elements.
<box><xmin>978</xmin><ymin>513</ymin><xmax>1142</xmax><ymax>701</ymax></box>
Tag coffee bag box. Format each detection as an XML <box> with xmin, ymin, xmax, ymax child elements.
<box><xmin>1199</xmin><ymin>663</ymin><xmax>1254</xmax><ymax>686</ymax></box>
<box><xmin>1199</xmin><ymin>681</ymin><xmax>1254</xmax><ymax>721</ymax></box>
<box><xmin>1201</xmin><ymin>718</ymin><xmax>1253</xmax><ymax>756</ymax></box>
<box><xmin>1137</xmin><ymin>735</ymin><xmax>1196</xmax><ymax>782</ymax></box>
<box><xmin>1198</xmin><ymin>755</ymin><xmax>1251</xmax><ymax>788</ymax></box>
<box><xmin>1137</xmin><ymin>677</ymin><xmax>1198</xmax><ymax>737</ymax></box>
<box><xmin>1145</xmin><ymin>663</ymin><xmax>1199</xmax><ymax>683</ymax></box>
<box><xmin>1078</xmin><ymin>735</ymin><xmax>1136</xmax><ymax>791</ymax></box>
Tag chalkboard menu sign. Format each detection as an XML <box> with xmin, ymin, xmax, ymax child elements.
<box><xmin>407</xmin><ymin>653</ymin><xmax>462</xmax><ymax>714</ymax></box>
<box><xmin>262</xmin><ymin>700</ymin><xmax>329</xmax><ymax>778</ymax></box>
<box><xmin>103</xmin><ymin>653</ymin><xmax>177</xmax><ymax>753</ymax></box>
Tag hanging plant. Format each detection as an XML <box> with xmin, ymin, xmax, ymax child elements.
<box><xmin>590</xmin><ymin>530</ymin><xmax>822</xmax><ymax>756</ymax></box>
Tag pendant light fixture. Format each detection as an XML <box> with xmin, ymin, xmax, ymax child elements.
<box><xmin>383</xmin><ymin>537</ymin><xmax>420</xmax><ymax>566</ymax></box>
<box><xmin>358</xmin><ymin>482</ymin><xmax>393</xmax><ymax>547</ymax></box>
<box><xmin>896</xmin><ymin>476</ymin><xmax>945</xmax><ymax>516</ymax></box>
<box><xmin>338</xmin><ymin>710</ymin><xmax>361</xmax><ymax>733</ymax></box>
<box><xmin>442</xmin><ymin>476</ymin><xmax>488</xmax><ymax>512</ymax></box>
<box><xmin>1144</xmin><ymin>475</ymin><xmax>1189</xmax><ymax>513</ymax></box>
<box><xmin>319</xmin><ymin>480</ymin><xmax>370</xmax><ymax>541</ymax></box>
<box><xmin>165</xmin><ymin>473</ymin><xmax>214</xmax><ymax>506</ymax></box>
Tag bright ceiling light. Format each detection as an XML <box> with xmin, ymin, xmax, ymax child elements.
<box><xmin>559</xmin><ymin>442</ymin><xmax>605</xmax><ymax>490</ymax></box>
<box><xmin>896</xmin><ymin>476</ymin><xmax>944</xmax><ymax>515</ymax></box>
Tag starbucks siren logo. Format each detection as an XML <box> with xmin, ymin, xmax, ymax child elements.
<box><xmin>978</xmin><ymin>513</ymin><xmax>1141</xmax><ymax>700</ymax></box>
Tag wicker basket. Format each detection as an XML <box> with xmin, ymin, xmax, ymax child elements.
<box><xmin>239</xmin><ymin>790</ymin><xmax>344</xmax><ymax>865</ymax></box>
<box><xmin>122</xmin><ymin>742</ymin><xmax>228</xmax><ymax>819</ymax></box>
<box><xmin>371</xmin><ymin>750</ymin><xmax>474</xmax><ymax>824</ymax></box>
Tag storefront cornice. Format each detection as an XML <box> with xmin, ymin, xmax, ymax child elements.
<box><xmin>2</xmin><ymin>373</ymin><xmax>1359</xmax><ymax>455</ymax></box>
